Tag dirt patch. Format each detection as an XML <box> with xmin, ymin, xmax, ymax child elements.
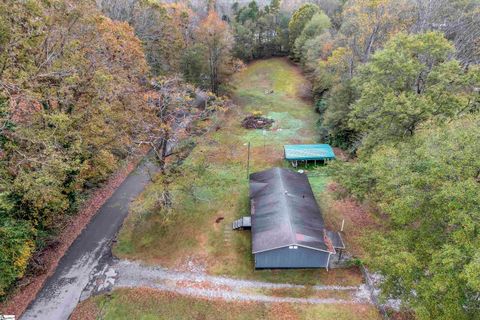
<box><xmin>213</xmin><ymin>212</ymin><xmax>227</xmax><ymax>232</ymax></box>
<box><xmin>389</xmin><ymin>309</ymin><xmax>416</xmax><ymax>320</ymax></box>
<box><xmin>297</xmin><ymin>82</ymin><xmax>313</xmax><ymax>102</ymax></box>
<box><xmin>176</xmin><ymin>280</ymin><xmax>232</xmax><ymax>292</ymax></box>
<box><xmin>175</xmin><ymin>255</ymin><xmax>208</xmax><ymax>274</ymax></box>
<box><xmin>0</xmin><ymin>149</ymin><xmax>148</xmax><ymax>317</ymax></box>
<box><xmin>332</xmin><ymin>147</ymin><xmax>349</xmax><ymax>161</ymax></box>
<box><xmin>264</xmin><ymin>287</ymin><xmax>354</xmax><ymax>300</ymax></box>
<box><xmin>69</xmin><ymin>298</ymin><xmax>101</xmax><ymax>320</ymax></box>
<box><xmin>268</xmin><ymin>303</ymin><xmax>301</xmax><ymax>320</ymax></box>
<box><xmin>322</xmin><ymin>182</ymin><xmax>381</xmax><ymax>256</ymax></box>
<box><xmin>327</xmin><ymin>185</ymin><xmax>377</xmax><ymax>230</ymax></box>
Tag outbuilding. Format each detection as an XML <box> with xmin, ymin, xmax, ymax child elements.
<box><xmin>246</xmin><ymin>167</ymin><xmax>344</xmax><ymax>269</ymax></box>
<box><xmin>284</xmin><ymin>144</ymin><xmax>335</xmax><ymax>167</ymax></box>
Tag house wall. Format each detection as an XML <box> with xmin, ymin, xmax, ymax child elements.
<box><xmin>254</xmin><ymin>246</ymin><xmax>330</xmax><ymax>269</ymax></box>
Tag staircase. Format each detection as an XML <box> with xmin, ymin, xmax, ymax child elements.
<box><xmin>232</xmin><ymin>216</ymin><xmax>251</xmax><ymax>230</ymax></box>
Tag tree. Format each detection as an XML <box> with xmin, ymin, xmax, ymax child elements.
<box><xmin>97</xmin><ymin>1</ymin><xmax>194</xmax><ymax>75</ymax></box>
<box><xmin>231</xmin><ymin>17</ymin><xmax>256</xmax><ymax>60</ymax></box>
<box><xmin>349</xmin><ymin>32</ymin><xmax>479</xmax><ymax>150</ymax></box>
<box><xmin>235</xmin><ymin>0</ymin><xmax>259</xmax><ymax>23</ymax></box>
<box><xmin>131</xmin><ymin>2</ymin><xmax>193</xmax><ymax>75</ymax></box>
<box><xmin>332</xmin><ymin>116</ymin><xmax>480</xmax><ymax>319</ymax></box>
<box><xmin>300</xmin><ymin>0</ymin><xmax>420</xmax><ymax>150</ymax></box>
<box><xmin>0</xmin><ymin>0</ymin><xmax>152</xmax><ymax>295</ymax></box>
<box><xmin>309</xmin><ymin>45</ymin><xmax>359</xmax><ymax>148</ymax></box>
<box><xmin>410</xmin><ymin>0</ymin><xmax>480</xmax><ymax>66</ymax></box>
<box><xmin>341</xmin><ymin>0</ymin><xmax>414</xmax><ymax>63</ymax></box>
<box><xmin>292</xmin><ymin>11</ymin><xmax>331</xmax><ymax>62</ymax></box>
<box><xmin>314</xmin><ymin>0</ymin><xmax>343</xmax><ymax>29</ymax></box>
<box><xmin>230</xmin><ymin>0</ymin><xmax>290</xmax><ymax>61</ymax></box>
<box><xmin>302</xmin><ymin>31</ymin><xmax>334</xmax><ymax>72</ymax></box>
<box><xmin>180</xmin><ymin>44</ymin><xmax>208</xmax><ymax>87</ymax></box>
<box><xmin>318</xmin><ymin>81</ymin><xmax>358</xmax><ymax>150</ymax></box>
<box><xmin>0</xmin><ymin>217</ymin><xmax>35</xmax><ymax>296</ymax></box>
<box><xmin>197</xmin><ymin>10</ymin><xmax>233</xmax><ymax>94</ymax></box>
<box><xmin>288</xmin><ymin>3</ymin><xmax>320</xmax><ymax>52</ymax></box>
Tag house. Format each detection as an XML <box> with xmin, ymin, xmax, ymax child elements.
<box><xmin>241</xmin><ymin>167</ymin><xmax>344</xmax><ymax>269</ymax></box>
<box><xmin>284</xmin><ymin>144</ymin><xmax>335</xmax><ymax>167</ymax></box>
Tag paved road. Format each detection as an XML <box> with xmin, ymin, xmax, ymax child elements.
<box><xmin>21</xmin><ymin>158</ymin><xmax>159</xmax><ymax>320</ymax></box>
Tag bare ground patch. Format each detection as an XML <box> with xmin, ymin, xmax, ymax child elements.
<box><xmin>321</xmin><ymin>182</ymin><xmax>381</xmax><ymax>257</ymax></box>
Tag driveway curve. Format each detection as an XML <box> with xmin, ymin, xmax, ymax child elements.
<box><xmin>21</xmin><ymin>159</ymin><xmax>160</xmax><ymax>320</ymax></box>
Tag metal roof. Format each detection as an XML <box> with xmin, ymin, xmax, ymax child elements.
<box><xmin>250</xmin><ymin>167</ymin><xmax>335</xmax><ymax>254</ymax></box>
<box><xmin>326</xmin><ymin>230</ymin><xmax>345</xmax><ymax>249</ymax></box>
<box><xmin>284</xmin><ymin>144</ymin><xmax>336</xmax><ymax>161</ymax></box>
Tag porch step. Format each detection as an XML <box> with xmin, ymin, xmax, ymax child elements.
<box><xmin>232</xmin><ymin>216</ymin><xmax>251</xmax><ymax>230</ymax></box>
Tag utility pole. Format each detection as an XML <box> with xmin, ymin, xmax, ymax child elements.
<box><xmin>246</xmin><ymin>141</ymin><xmax>251</xmax><ymax>180</ymax></box>
<box><xmin>263</xmin><ymin>129</ymin><xmax>266</xmax><ymax>153</ymax></box>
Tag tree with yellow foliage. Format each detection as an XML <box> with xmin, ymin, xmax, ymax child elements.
<box><xmin>0</xmin><ymin>0</ymin><xmax>152</xmax><ymax>295</ymax></box>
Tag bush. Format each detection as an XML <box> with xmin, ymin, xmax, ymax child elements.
<box><xmin>0</xmin><ymin>217</ymin><xmax>35</xmax><ymax>296</ymax></box>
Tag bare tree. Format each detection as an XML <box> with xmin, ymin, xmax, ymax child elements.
<box><xmin>411</xmin><ymin>0</ymin><xmax>480</xmax><ymax>66</ymax></box>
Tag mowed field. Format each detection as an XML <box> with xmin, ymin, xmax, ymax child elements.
<box><xmin>72</xmin><ymin>58</ymin><xmax>381</xmax><ymax>319</ymax></box>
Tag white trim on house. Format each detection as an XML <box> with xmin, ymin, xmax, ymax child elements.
<box><xmin>298</xmin><ymin>244</ymin><xmax>336</xmax><ymax>255</ymax></box>
<box><xmin>253</xmin><ymin>243</ymin><xmax>335</xmax><ymax>255</ymax></box>
<box><xmin>326</xmin><ymin>252</ymin><xmax>332</xmax><ymax>271</ymax></box>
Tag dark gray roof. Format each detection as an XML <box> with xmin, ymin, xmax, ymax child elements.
<box><xmin>250</xmin><ymin>167</ymin><xmax>334</xmax><ymax>254</ymax></box>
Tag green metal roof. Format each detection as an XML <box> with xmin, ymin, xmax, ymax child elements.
<box><xmin>284</xmin><ymin>144</ymin><xmax>336</xmax><ymax>161</ymax></box>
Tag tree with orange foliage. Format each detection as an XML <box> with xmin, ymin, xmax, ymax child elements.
<box><xmin>0</xmin><ymin>0</ymin><xmax>152</xmax><ymax>296</ymax></box>
<box><xmin>196</xmin><ymin>10</ymin><xmax>233</xmax><ymax>94</ymax></box>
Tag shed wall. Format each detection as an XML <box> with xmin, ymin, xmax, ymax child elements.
<box><xmin>254</xmin><ymin>246</ymin><xmax>330</xmax><ymax>269</ymax></box>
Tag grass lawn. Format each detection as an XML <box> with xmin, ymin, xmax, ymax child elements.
<box><xmin>113</xmin><ymin>58</ymin><xmax>363</xmax><ymax>286</ymax></box>
<box><xmin>241</xmin><ymin>286</ymin><xmax>357</xmax><ymax>300</ymax></box>
<box><xmin>71</xmin><ymin>288</ymin><xmax>381</xmax><ymax>320</ymax></box>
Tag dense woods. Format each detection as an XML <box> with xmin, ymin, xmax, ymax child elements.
<box><xmin>331</xmin><ymin>117</ymin><xmax>480</xmax><ymax>319</ymax></box>
<box><xmin>1</xmin><ymin>0</ymin><xmax>479</xmax><ymax>319</ymax></box>
<box><xmin>230</xmin><ymin>0</ymin><xmax>289</xmax><ymax>60</ymax></box>
<box><xmin>0</xmin><ymin>0</ymin><xmax>153</xmax><ymax>295</ymax></box>
<box><xmin>0</xmin><ymin>0</ymin><xmax>229</xmax><ymax>297</ymax></box>
<box><xmin>284</xmin><ymin>1</ymin><xmax>479</xmax><ymax>319</ymax></box>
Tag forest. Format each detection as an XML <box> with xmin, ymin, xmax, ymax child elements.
<box><xmin>1</xmin><ymin>0</ymin><xmax>479</xmax><ymax>319</ymax></box>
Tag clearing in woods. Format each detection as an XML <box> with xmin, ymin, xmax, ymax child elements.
<box><xmin>115</xmin><ymin>58</ymin><xmax>353</xmax><ymax>284</ymax></box>
<box><xmin>73</xmin><ymin>58</ymin><xmax>380</xmax><ymax>319</ymax></box>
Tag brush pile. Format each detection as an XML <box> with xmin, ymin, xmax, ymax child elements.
<box><xmin>241</xmin><ymin>115</ymin><xmax>274</xmax><ymax>129</ymax></box>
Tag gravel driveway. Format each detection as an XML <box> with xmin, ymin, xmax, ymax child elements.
<box><xmin>88</xmin><ymin>259</ymin><xmax>372</xmax><ymax>305</ymax></box>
